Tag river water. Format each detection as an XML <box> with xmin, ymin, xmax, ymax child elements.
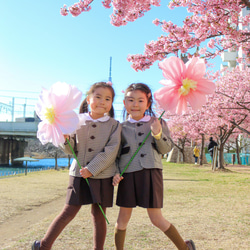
<box><xmin>0</xmin><ymin>158</ymin><xmax>73</xmax><ymax>177</ymax></box>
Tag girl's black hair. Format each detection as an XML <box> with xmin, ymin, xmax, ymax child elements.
<box><xmin>79</xmin><ymin>82</ymin><xmax>115</xmax><ymax>118</ymax></box>
<box><xmin>122</xmin><ymin>83</ymin><xmax>155</xmax><ymax>120</ymax></box>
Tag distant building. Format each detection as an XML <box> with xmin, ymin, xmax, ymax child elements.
<box><xmin>220</xmin><ymin>7</ymin><xmax>250</xmax><ymax>156</ymax></box>
<box><xmin>221</xmin><ymin>7</ymin><xmax>250</xmax><ymax>71</ymax></box>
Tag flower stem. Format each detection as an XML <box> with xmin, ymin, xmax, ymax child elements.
<box><xmin>120</xmin><ymin>111</ymin><xmax>165</xmax><ymax>177</ymax></box>
<box><xmin>66</xmin><ymin>138</ymin><xmax>109</xmax><ymax>224</ymax></box>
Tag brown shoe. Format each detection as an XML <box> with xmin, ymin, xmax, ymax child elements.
<box><xmin>185</xmin><ymin>239</ymin><xmax>196</xmax><ymax>250</ymax></box>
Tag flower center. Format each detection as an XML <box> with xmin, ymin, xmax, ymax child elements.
<box><xmin>178</xmin><ymin>78</ymin><xmax>197</xmax><ymax>96</ymax></box>
<box><xmin>44</xmin><ymin>106</ymin><xmax>55</xmax><ymax>124</ymax></box>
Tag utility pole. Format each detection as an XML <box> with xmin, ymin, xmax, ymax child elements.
<box><xmin>12</xmin><ymin>97</ymin><xmax>15</xmax><ymax>122</ymax></box>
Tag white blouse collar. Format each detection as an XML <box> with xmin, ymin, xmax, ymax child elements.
<box><xmin>127</xmin><ymin>115</ymin><xmax>151</xmax><ymax>123</ymax></box>
<box><xmin>78</xmin><ymin>113</ymin><xmax>110</xmax><ymax>126</ymax></box>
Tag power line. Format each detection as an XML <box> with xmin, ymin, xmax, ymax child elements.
<box><xmin>0</xmin><ymin>89</ymin><xmax>40</xmax><ymax>94</ymax></box>
<box><xmin>0</xmin><ymin>95</ymin><xmax>38</xmax><ymax>100</ymax></box>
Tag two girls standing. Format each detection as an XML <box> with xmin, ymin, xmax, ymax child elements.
<box><xmin>32</xmin><ymin>82</ymin><xmax>195</xmax><ymax>250</ymax></box>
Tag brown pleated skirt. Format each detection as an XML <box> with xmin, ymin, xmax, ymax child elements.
<box><xmin>66</xmin><ymin>175</ymin><xmax>114</xmax><ymax>207</ymax></box>
<box><xmin>116</xmin><ymin>168</ymin><xmax>163</xmax><ymax>208</ymax></box>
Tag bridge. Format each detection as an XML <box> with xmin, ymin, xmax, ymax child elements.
<box><xmin>0</xmin><ymin>119</ymin><xmax>39</xmax><ymax>165</ymax></box>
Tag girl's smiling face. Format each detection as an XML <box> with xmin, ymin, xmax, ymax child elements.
<box><xmin>124</xmin><ymin>90</ymin><xmax>150</xmax><ymax>121</ymax></box>
<box><xmin>87</xmin><ymin>87</ymin><xmax>113</xmax><ymax>119</ymax></box>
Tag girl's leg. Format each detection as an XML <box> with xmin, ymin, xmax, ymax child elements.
<box><xmin>195</xmin><ymin>157</ymin><xmax>198</xmax><ymax>164</ymax></box>
<box><xmin>114</xmin><ymin>207</ymin><xmax>133</xmax><ymax>250</ymax></box>
<box><xmin>147</xmin><ymin>208</ymin><xmax>188</xmax><ymax>250</ymax></box>
<box><xmin>40</xmin><ymin>204</ymin><xmax>81</xmax><ymax>250</ymax></box>
<box><xmin>91</xmin><ymin>204</ymin><xmax>107</xmax><ymax>250</ymax></box>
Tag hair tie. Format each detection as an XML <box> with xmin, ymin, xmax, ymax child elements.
<box><xmin>106</xmin><ymin>81</ymin><xmax>112</xmax><ymax>86</ymax></box>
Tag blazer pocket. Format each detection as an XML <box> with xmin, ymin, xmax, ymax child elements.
<box><xmin>121</xmin><ymin>146</ymin><xmax>130</xmax><ymax>155</ymax></box>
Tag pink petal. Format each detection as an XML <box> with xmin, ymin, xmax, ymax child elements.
<box><xmin>196</xmin><ymin>79</ymin><xmax>216</xmax><ymax>94</ymax></box>
<box><xmin>37</xmin><ymin>122</ymin><xmax>53</xmax><ymax>145</ymax></box>
<box><xmin>55</xmin><ymin>111</ymin><xmax>79</xmax><ymax>134</ymax></box>
<box><xmin>159</xmin><ymin>79</ymin><xmax>178</xmax><ymax>89</ymax></box>
<box><xmin>159</xmin><ymin>57</ymin><xmax>186</xmax><ymax>85</ymax></box>
<box><xmin>186</xmin><ymin>57</ymin><xmax>206</xmax><ymax>80</ymax></box>
<box><xmin>50</xmin><ymin>82</ymin><xmax>82</xmax><ymax>112</ymax></box>
<box><xmin>51</xmin><ymin>124</ymin><xmax>65</xmax><ymax>147</ymax></box>
<box><xmin>186</xmin><ymin>91</ymin><xmax>207</xmax><ymax>110</ymax></box>
<box><xmin>37</xmin><ymin>122</ymin><xmax>65</xmax><ymax>147</ymax></box>
<box><xmin>176</xmin><ymin>96</ymin><xmax>187</xmax><ymax>115</ymax></box>
<box><xmin>154</xmin><ymin>87</ymin><xmax>180</xmax><ymax>114</ymax></box>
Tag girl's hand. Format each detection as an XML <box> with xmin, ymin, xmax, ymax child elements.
<box><xmin>151</xmin><ymin>119</ymin><xmax>161</xmax><ymax>135</ymax></box>
<box><xmin>112</xmin><ymin>174</ymin><xmax>123</xmax><ymax>186</ymax></box>
<box><xmin>63</xmin><ymin>134</ymin><xmax>70</xmax><ymax>142</ymax></box>
<box><xmin>80</xmin><ymin>167</ymin><xmax>92</xmax><ymax>179</ymax></box>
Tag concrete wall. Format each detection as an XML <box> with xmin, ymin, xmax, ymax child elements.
<box><xmin>165</xmin><ymin>146</ymin><xmax>208</xmax><ymax>164</ymax></box>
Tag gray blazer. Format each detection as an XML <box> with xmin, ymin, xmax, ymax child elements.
<box><xmin>62</xmin><ymin>117</ymin><xmax>121</xmax><ymax>179</ymax></box>
<box><xmin>117</xmin><ymin>117</ymin><xmax>172</xmax><ymax>174</ymax></box>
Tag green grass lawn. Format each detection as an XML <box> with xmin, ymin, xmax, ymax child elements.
<box><xmin>1</xmin><ymin>163</ymin><xmax>249</xmax><ymax>250</ymax></box>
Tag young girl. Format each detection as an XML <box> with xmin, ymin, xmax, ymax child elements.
<box><xmin>32</xmin><ymin>82</ymin><xmax>121</xmax><ymax>250</ymax></box>
<box><xmin>113</xmin><ymin>83</ymin><xmax>196</xmax><ymax>250</ymax></box>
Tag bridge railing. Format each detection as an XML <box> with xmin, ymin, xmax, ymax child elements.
<box><xmin>0</xmin><ymin>121</ymin><xmax>38</xmax><ymax>136</ymax></box>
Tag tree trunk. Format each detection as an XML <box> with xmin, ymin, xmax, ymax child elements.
<box><xmin>181</xmin><ymin>149</ymin><xmax>185</xmax><ymax>163</ymax></box>
<box><xmin>217</xmin><ymin>142</ymin><xmax>225</xmax><ymax>169</ymax></box>
<box><xmin>55</xmin><ymin>151</ymin><xmax>58</xmax><ymax>170</ymax></box>
<box><xmin>200</xmin><ymin>134</ymin><xmax>204</xmax><ymax>165</ymax></box>
<box><xmin>235</xmin><ymin>137</ymin><xmax>242</xmax><ymax>165</ymax></box>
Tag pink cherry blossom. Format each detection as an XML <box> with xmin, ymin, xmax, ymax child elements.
<box><xmin>69</xmin><ymin>3</ymin><xmax>82</xmax><ymax>17</ymax></box>
<box><xmin>60</xmin><ymin>1</ymin><xmax>250</xmax><ymax>70</ymax></box>
<box><xmin>60</xmin><ymin>5</ymin><xmax>68</xmax><ymax>16</ymax></box>
<box><xmin>207</xmin><ymin>39</ymin><xmax>215</xmax><ymax>49</ymax></box>
<box><xmin>36</xmin><ymin>82</ymin><xmax>82</xmax><ymax>147</ymax></box>
<box><xmin>154</xmin><ymin>56</ymin><xmax>215</xmax><ymax>115</ymax></box>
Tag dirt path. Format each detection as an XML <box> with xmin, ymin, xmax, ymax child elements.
<box><xmin>0</xmin><ymin>195</ymin><xmax>65</xmax><ymax>244</ymax></box>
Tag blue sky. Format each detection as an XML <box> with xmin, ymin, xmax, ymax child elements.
<box><xmin>0</xmin><ymin>1</ymin><xmax>221</xmax><ymax>121</ymax></box>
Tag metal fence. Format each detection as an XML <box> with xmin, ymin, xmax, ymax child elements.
<box><xmin>0</xmin><ymin>166</ymin><xmax>55</xmax><ymax>178</ymax></box>
<box><xmin>206</xmin><ymin>153</ymin><xmax>250</xmax><ymax>165</ymax></box>
<box><xmin>0</xmin><ymin>95</ymin><xmax>37</xmax><ymax>122</ymax></box>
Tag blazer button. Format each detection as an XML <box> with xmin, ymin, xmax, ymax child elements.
<box><xmin>138</xmin><ymin>132</ymin><xmax>144</xmax><ymax>136</ymax></box>
<box><xmin>88</xmin><ymin>148</ymin><xmax>94</xmax><ymax>152</ymax></box>
<box><xmin>86</xmin><ymin>161</ymin><xmax>90</xmax><ymax>165</ymax></box>
<box><xmin>137</xmin><ymin>123</ymin><xmax>142</xmax><ymax>127</ymax></box>
<box><xmin>90</xmin><ymin>136</ymin><xmax>95</xmax><ymax>140</ymax></box>
<box><xmin>163</xmin><ymin>137</ymin><xmax>167</xmax><ymax>141</ymax></box>
<box><xmin>92</xmin><ymin>124</ymin><xmax>97</xmax><ymax>128</ymax></box>
<box><xmin>140</xmin><ymin>153</ymin><xmax>146</xmax><ymax>157</ymax></box>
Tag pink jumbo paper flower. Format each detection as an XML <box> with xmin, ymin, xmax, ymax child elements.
<box><xmin>154</xmin><ymin>56</ymin><xmax>215</xmax><ymax>114</ymax></box>
<box><xmin>36</xmin><ymin>82</ymin><xmax>82</xmax><ymax>147</ymax></box>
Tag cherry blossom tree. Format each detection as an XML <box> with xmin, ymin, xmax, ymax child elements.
<box><xmin>157</xmin><ymin>66</ymin><xmax>250</xmax><ymax>168</ymax></box>
<box><xmin>157</xmin><ymin>106</ymin><xmax>209</xmax><ymax>164</ymax></box>
<box><xmin>163</xmin><ymin>112</ymin><xmax>192</xmax><ymax>163</ymax></box>
<box><xmin>61</xmin><ymin>0</ymin><xmax>250</xmax><ymax>71</ymax></box>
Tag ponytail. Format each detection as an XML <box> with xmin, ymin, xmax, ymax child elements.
<box><xmin>79</xmin><ymin>98</ymin><xmax>88</xmax><ymax>114</ymax></box>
